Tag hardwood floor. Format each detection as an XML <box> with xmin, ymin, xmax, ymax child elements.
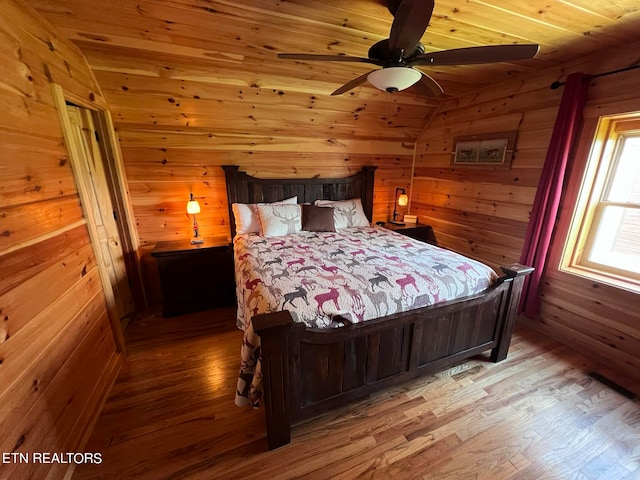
<box><xmin>73</xmin><ymin>307</ymin><xmax>640</xmax><ymax>480</ymax></box>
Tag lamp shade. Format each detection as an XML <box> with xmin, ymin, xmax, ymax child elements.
<box><xmin>367</xmin><ymin>67</ymin><xmax>422</xmax><ymax>93</ymax></box>
<box><xmin>187</xmin><ymin>199</ymin><xmax>201</xmax><ymax>215</ymax></box>
<box><xmin>397</xmin><ymin>193</ymin><xmax>409</xmax><ymax>206</ymax></box>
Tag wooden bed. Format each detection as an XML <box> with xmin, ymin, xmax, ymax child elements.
<box><xmin>223</xmin><ymin>165</ymin><xmax>533</xmax><ymax>450</ymax></box>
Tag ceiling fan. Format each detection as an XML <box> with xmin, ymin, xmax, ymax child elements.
<box><xmin>277</xmin><ymin>0</ymin><xmax>539</xmax><ymax>96</ymax></box>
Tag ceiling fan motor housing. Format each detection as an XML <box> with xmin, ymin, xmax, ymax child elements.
<box><xmin>368</xmin><ymin>39</ymin><xmax>425</xmax><ymax>64</ymax></box>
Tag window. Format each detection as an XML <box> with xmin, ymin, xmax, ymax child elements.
<box><xmin>562</xmin><ymin>114</ymin><xmax>640</xmax><ymax>290</ymax></box>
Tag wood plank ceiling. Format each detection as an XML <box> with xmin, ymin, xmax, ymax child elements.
<box><xmin>31</xmin><ymin>0</ymin><xmax>640</xmax><ymax>142</ymax></box>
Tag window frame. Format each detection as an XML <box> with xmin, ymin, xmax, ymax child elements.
<box><xmin>561</xmin><ymin>113</ymin><xmax>640</xmax><ymax>291</ymax></box>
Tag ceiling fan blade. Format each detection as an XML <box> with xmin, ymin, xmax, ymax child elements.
<box><xmin>331</xmin><ymin>71</ymin><xmax>375</xmax><ymax>96</ymax></box>
<box><xmin>278</xmin><ymin>53</ymin><xmax>376</xmax><ymax>64</ymax></box>
<box><xmin>389</xmin><ymin>0</ymin><xmax>434</xmax><ymax>54</ymax></box>
<box><xmin>410</xmin><ymin>44</ymin><xmax>540</xmax><ymax>66</ymax></box>
<box><xmin>385</xmin><ymin>0</ymin><xmax>403</xmax><ymax>16</ymax></box>
<box><xmin>414</xmin><ymin>71</ymin><xmax>444</xmax><ymax>96</ymax></box>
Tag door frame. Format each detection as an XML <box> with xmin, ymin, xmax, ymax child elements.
<box><xmin>51</xmin><ymin>83</ymin><xmax>145</xmax><ymax>354</ymax></box>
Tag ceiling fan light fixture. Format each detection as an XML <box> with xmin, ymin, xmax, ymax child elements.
<box><xmin>367</xmin><ymin>67</ymin><xmax>421</xmax><ymax>93</ymax></box>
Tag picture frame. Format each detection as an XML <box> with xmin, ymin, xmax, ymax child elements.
<box><xmin>451</xmin><ymin>131</ymin><xmax>517</xmax><ymax>168</ymax></box>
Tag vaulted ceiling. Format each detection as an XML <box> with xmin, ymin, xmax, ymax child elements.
<box><xmin>31</xmin><ymin>0</ymin><xmax>640</xmax><ymax>143</ymax></box>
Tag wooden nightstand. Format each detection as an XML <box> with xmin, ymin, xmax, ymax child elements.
<box><xmin>383</xmin><ymin>222</ymin><xmax>437</xmax><ymax>245</ymax></box>
<box><xmin>151</xmin><ymin>237</ymin><xmax>235</xmax><ymax>317</ymax></box>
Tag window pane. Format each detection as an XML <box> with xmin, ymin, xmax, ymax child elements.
<box><xmin>606</xmin><ymin>136</ymin><xmax>640</xmax><ymax>204</ymax></box>
<box><xmin>589</xmin><ymin>205</ymin><xmax>640</xmax><ymax>274</ymax></box>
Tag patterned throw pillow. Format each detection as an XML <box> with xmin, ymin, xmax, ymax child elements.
<box><xmin>315</xmin><ymin>198</ymin><xmax>370</xmax><ymax>229</ymax></box>
<box><xmin>256</xmin><ymin>204</ymin><xmax>302</xmax><ymax>237</ymax></box>
<box><xmin>232</xmin><ymin>196</ymin><xmax>297</xmax><ymax>235</ymax></box>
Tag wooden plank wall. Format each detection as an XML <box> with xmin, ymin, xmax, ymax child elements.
<box><xmin>413</xmin><ymin>41</ymin><xmax>640</xmax><ymax>382</ymax></box>
<box><xmin>0</xmin><ymin>2</ymin><xmax>122</xmax><ymax>479</ymax></box>
<box><xmin>412</xmin><ymin>75</ymin><xmax>559</xmax><ymax>272</ymax></box>
<box><xmin>79</xmin><ymin>66</ymin><xmax>428</xmax><ymax>305</ymax></box>
<box><xmin>27</xmin><ymin>0</ymin><xmax>442</xmax><ymax>304</ymax></box>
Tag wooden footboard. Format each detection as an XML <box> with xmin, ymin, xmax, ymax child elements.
<box><xmin>253</xmin><ymin>263</ymin><xmax>533</xmax><ymax>450</ymax></box>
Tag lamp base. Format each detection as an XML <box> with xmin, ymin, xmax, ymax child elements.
<box><xmin>388</xmin><ymin>220</ymin><xmax>405</xmax><ymax>225</ymax></box>
<box><xmin>190</xmin><ymin>237</ymin><xmax>205</xmax><ymax>245</ymax></box>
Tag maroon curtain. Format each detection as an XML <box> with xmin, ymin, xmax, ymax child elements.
<box><xmin>519</xmin><ymin>72</ymin><xmax>589</xmax><ymax>317</ymax></box>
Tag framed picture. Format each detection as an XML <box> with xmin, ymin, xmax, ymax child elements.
<box><xmin>452</xmin><ymin>131</ymin><xmax>517</xmax><ymax>168</ymax></box>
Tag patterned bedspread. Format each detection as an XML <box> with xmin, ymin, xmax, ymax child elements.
<box><xmin>234</xmin><ymin>226</ymin><xmax>498</xmax><ymax>407</ymax></box>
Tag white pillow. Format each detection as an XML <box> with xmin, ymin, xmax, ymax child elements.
<box><xmin>256</xmin><ymin>204</ymin><xmax>302</xmax><ymax>237</ymax></box>
<box><xmin>315</xmin><ymin>198</ymin><xmax>370</xmax><ymax>229</ymax></box>
<box><xmin>232</xmin><ymin>196</ymin><xmax>297</xmax><ymax>234</ymax></box>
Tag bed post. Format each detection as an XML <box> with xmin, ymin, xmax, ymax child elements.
<box><xmin>222</xmin><ymin>165</ymin><xmax>240</xmax><ymax>239</ymax></box>
<box><xmin>252</xmin><ymin>310</ymin><xmax>301</xmax><ymax>450</ymax></box>
<box><xmin>361</xmin><ymin>166</ymin><xmax>377</xmax><ymax>221</ymax></box>
<box><xmin>491</xmin><ymin>263</ymin><xmax>534</xmax><ymax>362</ymax></box>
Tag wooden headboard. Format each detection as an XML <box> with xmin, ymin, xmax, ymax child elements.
<box><xmin>222</xmin><ymin>165</ymin><xmax>377</xmax><ymax>238</ymax></box>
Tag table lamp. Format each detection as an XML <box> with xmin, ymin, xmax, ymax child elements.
<box><xmin>187</xmin><ymin>193</ymin><xmax>204</xmax><ymax>244</ymax></box>
<box><xmin>391</xmin><ymin>187</ymin><xmax>409</xmax><ymax>225</ymax></box>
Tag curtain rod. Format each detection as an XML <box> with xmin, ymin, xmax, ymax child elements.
<box><xmin>550</xmin><ymin>63</ymin><xmax>640</xmax><ymax>90</ymax></box>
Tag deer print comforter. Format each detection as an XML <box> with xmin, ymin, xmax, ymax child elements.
<box><xmin>234</xmin><ymin>226</ymin><xmax>497</xmax><ymax>407</ymax></box>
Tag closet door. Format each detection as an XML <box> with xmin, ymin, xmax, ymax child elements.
<box><xmin>66</xmin><ymin>105</ymin><xmax>135</xmax><ymax>322</ymax></box>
